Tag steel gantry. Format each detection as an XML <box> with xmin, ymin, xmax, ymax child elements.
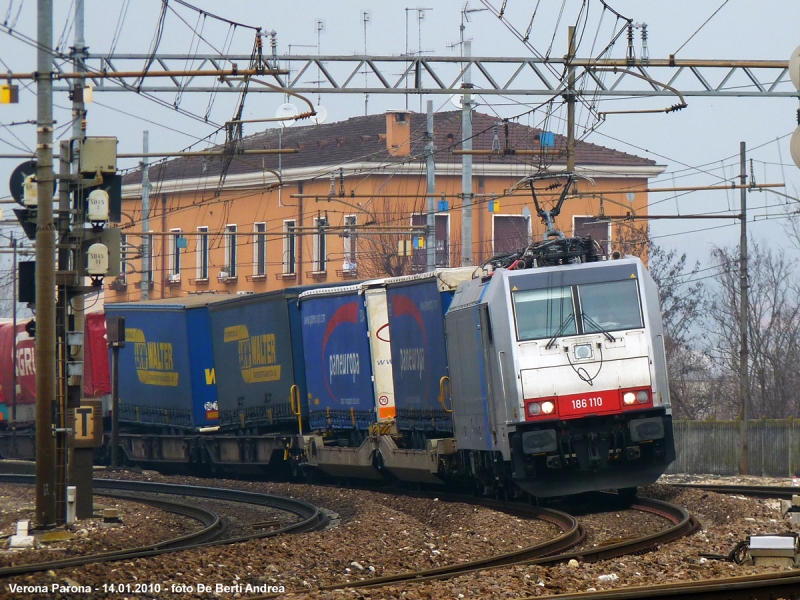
<box><xmin>40</xmin><ymin>54</ymin><xmax>798</xmax><ymax>98</ymax></box>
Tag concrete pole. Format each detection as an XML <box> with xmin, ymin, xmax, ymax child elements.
<box><xmin>71</xmin><ymin>0</ymin><xmax>85</xmax><ymax>142</ymax></box>
<box><xmin>141</xmin><ymin>131</ymin><xmax>151</xmax><ymax>300</ymax></box>
<box><xmin>425</xmin><ymin>100</ymin><xmax>436</xmax><ymax>272</ymax></box>
<box><xmin>35</xmin><ymin>0</ymin><xmax>57</xmax><ymax>527</ymax></box>
<box><xmin>460</xmin><ymin>40</ymin><xmax>473</xmax><ymax>267</ymax></box>
<box><xmin>567</xmin><ymin>26</ymin><xmax>576</xmax><ymax>174</ymax></box>
<box><xmin>67</xmin><ymin>0</ymin><xmax>87</xmax><ymax>522</ymax></box>
<box><xmin>70</xmin><ymin>0</ymin><xmax>86</xmax><ymax>373</ymax></box>
<box><xmin>739</xmin><ymin>141</ymin><xmax>749</xmax><ymax>475</ymax></box>
<box><xmin>56</xmin><ymin>141</ymin><xmax>71</xmax><ymax>526</ymax></box>
<box><xmin>11</xmin><ymin>234</ymin><xmax>17</xmax><ymax>457</ymax></box>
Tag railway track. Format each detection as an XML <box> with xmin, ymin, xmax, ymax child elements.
<box><xmin>527</xmin><ymin>483</ymin><xmax>800</xmax><ymax>600</ymax></box>
<box><xmin>523</xmin><ymin>569</ymin><xmax>800</xmax><ymax>600</ymax></box>
<box><xmin>674</xmin><ymin>482</ymin><xmax>800</xmax><ymax>499</ymax></box>
<box><xmin>0</xmin><ymin>475</ymin><xmax>328</xmax><ymax>578</ymax></box>
<box><xmin>248</xmin><ymin>491</ymin><xmax>698</xmax><ymax>599</ymax></box>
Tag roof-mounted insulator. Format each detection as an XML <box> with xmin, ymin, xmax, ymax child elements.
<box><xmin>626</xmin><ymin>23</ymin><xmax>635</xmax><ymax>66</ymax></box>
<box><xmin>640</xmin><ymin>23</ymin><xmax>649</xmax><ymax>66</ymax></box>
<box><xmin>492</xmin><ymin>123</ymin><xmax>500</xmax><ymax>152</ymax></box>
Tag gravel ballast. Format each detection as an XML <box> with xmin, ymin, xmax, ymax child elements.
<box><xmin>1</xmin><ymin>470</ymin><xmax>796</xmax><ymax>599</ymax></box>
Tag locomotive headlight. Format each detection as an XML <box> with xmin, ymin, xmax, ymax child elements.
<box><xmin>623</xmin><ymin>392</ymin><xmax>636</xmax><ymax>405</ymax></box>
<box><xmin>636</xmin><ymin>390</ymin><xmax>649</xmax><ymax>404</ymax></box>
<box><xmin>541</xmin><ymin>401</ymin><xmax>555</xmax><ymax>414</ymax></box>
<box><xmin>528</xmin><ymin>402</ymin><xmax>541</xmax><ymax>416</ymax></box>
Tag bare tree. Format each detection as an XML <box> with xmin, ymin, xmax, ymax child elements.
<box><xmin>612</xmin><ymin>221</ymin><xmax>649</xmax><ymax>261</ymax></box>
<box><xmin>356</xmin><ymin>197</ymin><xmax>417</xmax><ymax>279</ymax></box>
<box><xmin>704</xmin><ymin>242</ymin><xmax>800</xmax><ymax>419</ymax></box>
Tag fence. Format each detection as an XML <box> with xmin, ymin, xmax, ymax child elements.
<box><xmin>669</xmin><ymin>419</ymin><xmax>800</xmax><ymax>476</ymax></box>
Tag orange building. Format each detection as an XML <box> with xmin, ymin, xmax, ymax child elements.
<box><xmin>110</xmin><ymin>110</ymin><xmax>664</xmax><ymax>301</ymax></box>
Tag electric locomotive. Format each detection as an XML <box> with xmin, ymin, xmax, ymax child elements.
<box><xmin>445</xmin><ymin>255</ymin><xmax>675</xmax><ymax>497</ymax></box>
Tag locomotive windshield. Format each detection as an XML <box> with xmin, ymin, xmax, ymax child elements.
<box><xmin>578</xmin><ymin>280</ymin><xmax>643</xmax><ymax>332</ymax></box>
<box><xmin>513</xmin><ymin>287</ymin><xmax>577</xmax><ymax>341</ymax></box>
<box><xmin>513</xmin><ymin>279</ymin><xmax>643</xmax><ymax>341</ymax></box>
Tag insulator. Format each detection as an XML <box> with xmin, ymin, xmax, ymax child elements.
<box><xmin>626</xmin><ymin>23</ymin><xmax>635</xmax><ymax>66</ymax></box>
<box><xmin>640</xmin><ymin>23</ymin><xmax>649</xmax><ymax>65</ymax></box>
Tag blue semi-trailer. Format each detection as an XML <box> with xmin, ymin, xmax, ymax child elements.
<box><xmin>298</xmin><ymin>285</ymin><xmax>376</xmax><ymax>431</ymax></box>
<box><xmin>105</xmin><ymin>295</ymin><xmax>225</xmax><ymax>430</ymax></box>
<box><xmin>207</xmin><ymin>286</ymin><xmax>330</xmax><ymax>431</ymax></box>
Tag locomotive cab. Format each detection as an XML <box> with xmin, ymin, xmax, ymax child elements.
<box><xmin>445</xmin><ymin>257</ymin><xmax>676</xmax><ymax>497</ymax></box>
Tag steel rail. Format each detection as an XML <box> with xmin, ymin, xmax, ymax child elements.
<box><xmin>518</xmin><ymin>569</ymin><xmax>800</xmax><ymax>600</ymax></box>
<box><xmin>0</xmin><ymin>487</ymin><xmax>221</xmax><ymax>578</ymax></box>
<box><xmin>672</xmin><ymin>483</ymin><xmax>800</xmax><ymax>500</ymax></box>
<box><xmin>318</xmin><ymin>504</ymin><xmax>583</xmax><ymax>592</ymax></box>
<box><xmin>309</xmin><ymin>494</ymin><xmax>697</xmax><ymax>595</ymax></box>
<box><xmin>0</xmin><ymin>475</ymin><xmax>328</xmax><ymax>578</ymax></box>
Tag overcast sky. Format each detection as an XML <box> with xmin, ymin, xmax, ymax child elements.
<box><xmin>1</xmin><ymin>0</ymin><xmax>799</xmax><ymax>272</ymax></box>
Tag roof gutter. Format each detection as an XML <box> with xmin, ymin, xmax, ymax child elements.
<box><xmin>122</xmin><ymin>162</ymin><xmax>665</xmax><ymax>199</ymax></box>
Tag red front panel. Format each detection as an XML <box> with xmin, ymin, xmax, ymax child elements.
<box><xmin>524</xmin><ymin>387</ymin><xmax>654</xmax><ymax>421</ymax></box>
<box><xmin>556</xmin><ymin>388</ymin><xmax>621</xmax><ymax>418</ymax></box>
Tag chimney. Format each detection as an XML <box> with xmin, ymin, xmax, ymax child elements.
<box><xmin>385</xmin><ymin>110</ymin><xmax>411</xmax><ymax>157</ymax></box>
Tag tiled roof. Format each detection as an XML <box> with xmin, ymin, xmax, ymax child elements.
<box><xmin>124</xmin><ymin>110</ymin><xmax>656</xmax><ymax>185</ymax></box>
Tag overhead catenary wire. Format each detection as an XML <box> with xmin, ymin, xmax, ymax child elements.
<box><xmin>108</xmin><ymin>0</ymin><xmax>131</xmax><ymax>56</ymax></box>
<box><xmin>672</xmin><ymin>0</ymin><xmax>730</xmax><ymax>58</ymax></box>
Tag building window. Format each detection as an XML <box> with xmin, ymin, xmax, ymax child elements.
<box><xmin>313</xmin><ymin>216</ymin><xmax>327</xmax><ymax>272</ymax></box>
<box><xmin>342</xmin><ymin>215</ymin><xmax>357</xmax><ymax>273</ymax></box>
<box><xmin>254</xmin><ymin>222</ymin><xmax>266</xmax><ymax>277</ymax></box>
<box><xmin>283</xmin><ymin>220</ymin><xmax>296</xmax><ymax>274</ymax></box>
<box><xmin>574</xmin><ymin>216</ymin><xmax>610</xmax><ymax>256</ymax></box>
<box><xmin>224</xmin><ymin>224</ymin><xmax>237</xmax><ymax>277</ymax></box>
<box><xmin>411</xmin><ymin>213</ymin><xmax>449</xmax><ymax>271</ymax></box>
<box><xmin>492</xmin><ymin>215</ymin><xmax>530</xmax><ymax>255</ymax></box>
<box><xmin>197</xmin><ymin>226</ymin><xmax>209</xmax><ymax>280</ymax></box>
<box><xmin>169</xmin><ymin>228</ymin><xmax>182</xmax><ymax>280</ymax></box>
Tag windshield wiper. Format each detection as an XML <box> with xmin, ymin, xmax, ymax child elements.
<box><xmin>582</xmin><ymin>313</ymin><xmax>617</xmax><ymax>343</ymax></box>
<box><xmin>545</xmin><ymin>314</ymin><xmax>576</xmax><ymax>350</ymax></box>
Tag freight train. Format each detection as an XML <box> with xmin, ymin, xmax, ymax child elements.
<box><xmin>0</xmin><ymin>173</ymin><xmax>676</xmax><ymax>497</ymax></box>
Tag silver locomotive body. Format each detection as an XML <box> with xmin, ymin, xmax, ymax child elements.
<box><xmin>445</xmin><ymin>257</ymin><xmax>675</xmax><ymax>496</ymax></box>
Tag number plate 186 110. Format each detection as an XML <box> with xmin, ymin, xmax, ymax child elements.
<box><xmin>555</xmin><ymin>389</ymin><xmax>621</xmax><ymax>418</ymax></box>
